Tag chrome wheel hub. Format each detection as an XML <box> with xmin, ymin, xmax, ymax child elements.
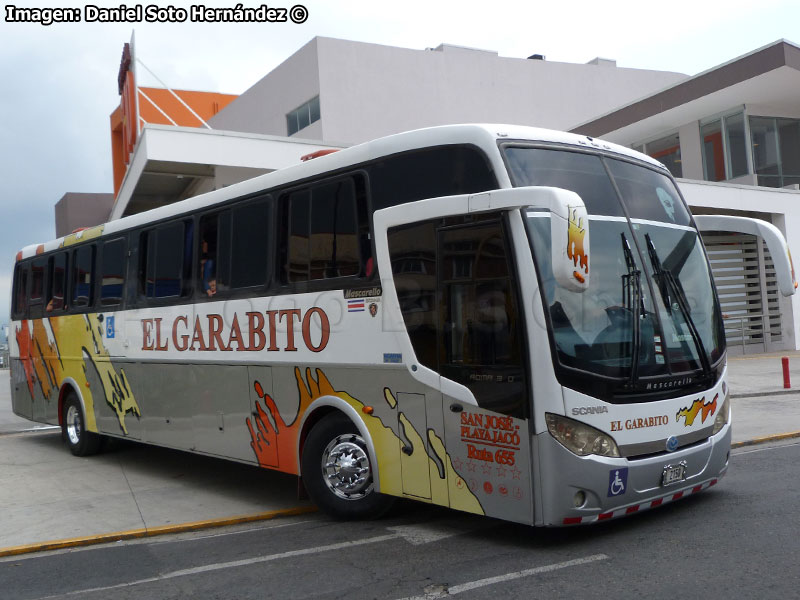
<box><xmin>321</xmin><ymin>434</ymin><xmax>373</xmax><ymax>500</ymax></box>
<box><xmin>66</xmin><ymin>405</ymin><xmax>81</xmax><ymax>446</ymax></box>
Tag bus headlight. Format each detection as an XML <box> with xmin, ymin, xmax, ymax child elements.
<box><xmin>545</xmin><ymin>413</ymin><xmax>620</xmax><ymax>458</ymax></box>
<box><xmin>712</xmin><ymin>394</ymin><xmax>730</xmax><ymax>436</ymax></box>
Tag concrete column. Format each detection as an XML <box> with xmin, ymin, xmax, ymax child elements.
<box><xmin>678</xmin><ymin>122</ymin><xmax>703</xmax><ymax>180</ymax></box>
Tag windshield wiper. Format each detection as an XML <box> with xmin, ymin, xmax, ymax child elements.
<box><xmin>620</xmin><ymin>233</ymin><xmax>643</xmax><ymax>386</ymax></box>
<box><xmin>644</xmin><ymin>233</ymin><xmax>711</xmax><ymax>378</ymax></box>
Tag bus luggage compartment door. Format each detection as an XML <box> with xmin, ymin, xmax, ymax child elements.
<box><xmin>397</xmin><ymin>392</ymin><xmax>432</xmax><ymax>499</ymax></box>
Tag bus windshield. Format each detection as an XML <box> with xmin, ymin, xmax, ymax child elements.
<box><xmin>505</xmin><ymin>146</ymin><xmax>725</xmax><ymax>392</ymax></box>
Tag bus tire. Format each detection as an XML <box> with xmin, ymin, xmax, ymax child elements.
<box><xmin>62</xmin><ymin>393</ymin><xmax>102</xmax><ymax>457</ymax></box>
<box><xmin>301</xmin><ymin>413</ymin><xmax>393</xmax><ymax>520</ymax></box>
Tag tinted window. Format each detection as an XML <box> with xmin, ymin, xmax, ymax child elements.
<box><xmin>439</xmin><ymin>222</ymin><xmax>526</xmax><ymax>418</ymax></box>
<box><xmin>367</xmin><ymin>145</ymin><xmax>497</xmax><ymax>211</ymax></box>
<box><xmin>100</xmin><ymin>238</ymin><xmax>126</xmax><ymax>306</ymax></box>
<box><xmin>310</xmin><ymin>179</ymin><xmax>359</xmax><ymax>279</ymax></box>
<box><xmin>504</xmin><ymin>147</ymin><xmax>624</xmax><ymax>217</ymax></box>
<box><xmin>231</xmin><ymin>200</ymin><xmax>270</xmax><ymax>288</ymax></box>
<box><xmin>13</xmin><ymin>264</ymin><xmax>28</xmax><ymax>317</ymax></box>
<box><xmin>47</xmin><ymin>253</ymin><xmax>68</xmax><ymax>311</ymax></box>
<box><xmin>71</xmin><ymin>245</ymin><xmax>95</xmax><ymax>308</ymax></box>
<box><xmin>389</xmin><ymin>218</ymin><xmax>527</xmax><ymax>418</ymax></box>
<box><xmin>142</xmin><ymin>222</ymin><xmax>189</xmax><ymax>299</ymax></box>
<box><xmin>388</xmin><ymin>221</ymin><xmax>438</xmax><ymax>372</ymax></box>
<box><xmin>199</xmin><ymin>212</ymin><xmax>225</xmax><ymax>297</ymax></box>
<box><xmin>30</xmin><ymin>258</ymin><xmax>46</xmax><ymax>302</ymax></box>
<box><xmin>285</xmin><ymin>178</ymin><xmax>363</xmax><ymax>283</ymax></box>
<box><xmin>287</xmin><ymin>190</ymin><xmax>311</xmax><ymax>283</ymax></box>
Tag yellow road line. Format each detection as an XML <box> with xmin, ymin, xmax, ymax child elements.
<box><xmin>0</xmin><ymin>505</ymin><xmax>317</xmax><ymax>558</ymax></box>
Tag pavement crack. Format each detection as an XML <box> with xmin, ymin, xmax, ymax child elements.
<box><xmin>118</xmin><ymin>454</ymin><xmax>147</xmax><ymax>531</ymax></box>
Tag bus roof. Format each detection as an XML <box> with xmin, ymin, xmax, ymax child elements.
<box><xmin>16</xmin><ymin>124</ymin><xmax>663</xmax><ymax>259</ymax></box>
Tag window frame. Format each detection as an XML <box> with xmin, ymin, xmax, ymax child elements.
<box><xmin>99</xmin><ymin>236</ymin><xmax>128</xmax><ymax>308</ymax></box>
<box><xmin>11</xmin><ymin>262</ymin><xmax>30</xmax><ymax>320</ymax></box>
<box><xmin>279</xmin><ymin>172</ymin><xmax>371</xmax><ymax>293</ymax></box>
<box><xmin>46</xmin><ymin>251</ymin><xmax>69</xmax><ymax>313</ymax></box>
<box><xmin>286</xmin><ymin>95</ymin><xmax>321</xmax><ymax>136</ymax></box>
<box><xmin>138</xmin><ymin>220</ymin><xmax>193</xmax><ymax>304</ymax></box>
<box><xmin>195</xmin><ymin>195</ymin><xmax>274</xmax><ymax>301</ymax></box>
<box><xmin>69</xmin><ymin>243</ymin><xmax>96</xmax><ymax>312</ymax></box>
<box><xmin>700</xmin><ymin>108</ymin><xmax>753</xmax><ymax>182</ymax></box>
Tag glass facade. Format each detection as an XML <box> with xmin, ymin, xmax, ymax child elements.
<box><xmin>750</xmin><ymin>116</ymin><xmax>800</xmax><ymax>188</ymax></box>
<box><xmin>701</xmin><ymin>111</ymin><xmax>748</xmax><ymax>182</ymax></box>
<box><xmin>635</xmin><ymin>133</ymin><xmax>682</xmax><ymax>178</ymax></box>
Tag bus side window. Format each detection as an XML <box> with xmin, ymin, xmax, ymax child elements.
<box><xmin>100</xmin><ymin>238</ymin><xmax>126</xmax><ymax>306</ymax></box>
<box><xmin>284</xmin><ymin>176</ymin><xmax>366</xmax><ymax>285</ymax></box>
<box><xmin>12</xmin><ymin>263</ymin><xmax>29</xmax><ymax>319</ymax></box>
<box><xmin>366</xmin><ymin>145</ymin><xmax>497</xmax><ymax>212</ymax></box>
<box><xmin>387</xmin><ymin>221</ymin><xmax>438</xmax><ymax>373</ymax></box>
<box><xmin>47</xmin><ymin>252</ymin><xmax>68</xmax><ymax>312</ymax></box>
<box><xmin>230</xmin><ymin>198</ymin><xmax>269</xmax><ymax>289</ymax></box>
<box><xmin>140</xmin><ymin>221</ymin><xmax>191</xmax><ymax>300</ymax></box>
<box><xmin>29</xmin><ymin>257</ymin><xmax>47</xmax><ymax>318</ymax></box>
<box><xmin>71</xmin><ymin>245</ymin><xmax>95</xmax><ymax>309</ymax></box>
<box><xmin>199</xmin><ymin>212</ymin><xmax>225</xmax><ymax>297</ymax></box>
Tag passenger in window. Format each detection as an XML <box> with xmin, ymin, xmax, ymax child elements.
<box><xmin>206</xmin><ymin>278</ymin><xmax>217</xmax><ymax>297</ymax></box>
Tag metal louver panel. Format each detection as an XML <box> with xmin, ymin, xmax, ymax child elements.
<box><xmin>701</xmin><ymin>231</ymin><xmax>782</xmax><ymax>352</ymax></box>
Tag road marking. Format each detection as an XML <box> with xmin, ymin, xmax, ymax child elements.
<box><xmin>396</xmin><ymin>554</ymin><xmax>610</xmax><ymax>600</ymax></box>
<box><xmin>40</xmin><ymin>534</ymin><xmax>400</xmax><ymax>599</ymax></box>
<box><xmin>150</xmin><ymin>518</ymin><xmax>315</xmax><ymax>545</ymax></box>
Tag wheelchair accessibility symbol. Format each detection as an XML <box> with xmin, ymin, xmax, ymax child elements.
<box><xmin>608</xmin><ymin>467</ymin><xmax>628</xmax><ymax>497</ymax></box>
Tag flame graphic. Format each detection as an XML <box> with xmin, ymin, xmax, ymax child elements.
<box><xmin>247</xmin><ymin>367</ymin><xmax>329</xmax><ymax>473</ymax></box>
<box><xmin>246</xmin><ymin>368</ymin><xmax>483</xmax><ymax>514</ymax></box>
<box><xmin>676</xmin><ymin>394</ymin><xmax>718</xmax><ymax>427</ymax></box>
<box><xmin>14</xmin><ymin>315</ymin><xmax>140</xmax><ymax>434</ymax></box>
<box><xmin>567</xmin><ymin>208</ymin><xmax>588</xmax><ymax>275</ymax></box>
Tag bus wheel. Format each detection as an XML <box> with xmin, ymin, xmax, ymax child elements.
<box><xmin>62</xmin><ymin>394</ymin><xmax>101</xmax><ymax>457</ymax></box>
<box><xmin>301</xmin><ymin>413</ymin><xmax>393</xmax><ymax>520</ymax></box>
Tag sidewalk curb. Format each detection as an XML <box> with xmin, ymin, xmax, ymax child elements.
<box><xmin>731</xmin><ymin>430</ymin><xmax>800</xmax><ymax>449</ymax></box>
<box><xmin>0</xmin><ymin>505</ymin><xmax>317</xmax><ymax>559</ymax></box>
<box><xmin>731</xmin><ymin>390</ymin><xmax>800</xmax><ymax>399</ymax></box>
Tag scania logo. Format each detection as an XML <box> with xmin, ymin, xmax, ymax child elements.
<box><xmin>665</xmin><ymin>436</ymin><xmax>679</xmax><ymax>452</ymax></box>
<box><xmin>571</xmin><ymin>406</ymin><xmax>609</xmax><ymax>416</ymax></box>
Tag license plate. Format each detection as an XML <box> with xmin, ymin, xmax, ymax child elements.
<box><xmin>661</xmin><ymin>463</ymin><xmax>686</xmax><ymax>486</ymax></box>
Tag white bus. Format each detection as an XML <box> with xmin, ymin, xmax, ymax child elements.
<box><xmin>9</xmin><ymin>124</ymin><xmax>796</xmax><ymax>526</ymax></box>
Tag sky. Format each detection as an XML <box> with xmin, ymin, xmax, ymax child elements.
<box><xmin>1</xmin><ymin>0</ymin><xmax>798</xmax><ymax>336</ymax></box>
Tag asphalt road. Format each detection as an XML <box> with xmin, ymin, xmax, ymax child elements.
<box><xmin>2</xmin><ymin>440</ymin><xmax>799</xmax><ymax>600</ymax></box>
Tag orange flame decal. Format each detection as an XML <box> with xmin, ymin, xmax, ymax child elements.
<box><xmin>676</xmin><ymin>394</ymin><xmax>718</xmax><ymax>427</ymax></box>
<box><xmin>247</xmin><ymin>367</ymin><xmax>335</xmax><ymax>473</ymax></box>
<box><xmin>567</xmin><ymin>208</ymin><xmax>588</xmax><ymax>275</ymax></box>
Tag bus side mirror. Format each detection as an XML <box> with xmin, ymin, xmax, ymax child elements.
<box><xmin>521</xmin><ymin>187</ymin><xmax>590</xmax><ymax>293</ymax></box>
<box><xmin>694</xmin><ymin>214</ymin><xmax>797</xmax><ymax>297</ymax></box>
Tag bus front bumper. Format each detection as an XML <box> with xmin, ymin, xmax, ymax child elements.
<box><xmin>536</xmin><ymin>423</ymin><xmax>731</xmax><ymax>526</ymax></box>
